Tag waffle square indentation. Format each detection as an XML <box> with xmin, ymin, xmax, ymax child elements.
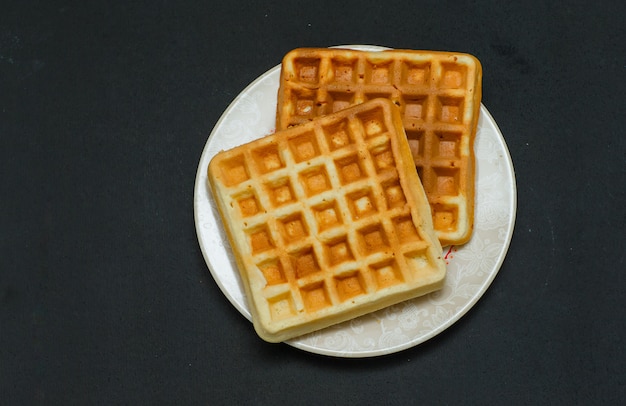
<box><xmin>300</xmin><ymin>281</ymin><xmax>330</xmax><ymax>312</ymax></box>
<box><xmin>299</xmin><ymin>165</ymin><xmax>330</xmax><ymax>196</ymax></box>
<box><xmin>435</xmin><ymin>131</ymin><xmax>462</xmax><ymax>158</ymax></box>
<box><xmin>346</xmin><ymin>188</ymin><xmax>378</xmax><ymax>220</ymax></box>
<box><xmin>404</xmin><ymin>249</ymin><xmax>434</xmax><ymax>279</ymax></box>
<box><xmin>333</xmin><ymin>272</ymin><xmax>365</xmax><ymax>302</ymax></box>
<box><xmin>357</xmin><ymin>107</ymin><xmax>387</xmax><ymax>138</ymax></box>
<box><xmin>268</xmin><ymin>292</ymin><xmax>296</xmax><ymax>321</ymax></box>
<box><xmin>331</xmin><ymin>59</ymin><xmax>357</xmax><ymax>83</ymax></box>
<box><xmin>370</xmin><ymin>140</ymin><xmax>395</xmax><ymax>173</ymax></box>
<box><xmin>312</xmin><ymin>200</ymin><xmax>342</xmax><ymax>231</ymax></box>
<box><xmin>437</xmin><ymin>96</ymin><xmax>465</xmax><ymax>123</ymax></box>
<box><xmin>401</xmin><ymin>62</ymin><xmax>431</xmax><ymax>85</ymax></box>
<box><xmin>289</xmin><ymin>87</ymin><xmax>318</xmax><ymax>119</ymax></box>
<box><xmin>323</xmin><ymin>235</ymin><xmax>354</xmax><ymax>266</ymax></box>
<box><xmin>258</xmin><ymin>259</ymin><xmax>286</xmax><ymax>285</ymax></box>
<box><xmin>433</xmin><ymin>167</ymin><xmax>460</xmax><ymax>196</ymax></box>
<box><xmin>290</xmin><ymin>246</ymin><xmax>321</xmax><ymax>279</ymax></box>
<box><xmin>404</xmin><ymin>96</ymin><xmax>428</xmax><ymax>120</ymax></box>
<box><xmin>296</xmin><ymin>99</ymin><xmax>315</xmax><ymax>117</ymax></box>
<box><xmin>364</xmin><ymin>92</ymin><xmax>393</xmax><ymax>103</ymax></box>
<box><xmin>294</xmin><ymin>57</ymin><xmax>320</xmax><ymax>84</ymax></box>
<box><xmin>365</xmin><ymin>60</ymin><xmax>392</xmax><ymax>84</ymax></box>
<box><xmin>218</xmin><ymin>154</ymin><xmax>249</xmax><ymax>186</ymax></box>
<box><xmin>328</xmin><ymin>91</ymin><xmax>356</xmax><ymax>114</ymax></box>
<box><xmin>440</xmin><ymin>62</ymin><xmax>467</xmax><ymax>89</ymax></box>
<box><xmin>248</xmin><ymin>225</ymin><xmax>274</xmax><ymax>254</ymax></box>
<box><xmin>392</xmin><ymin>215</ymin><xmax>421</xmax><ymax>243</ymax></box>
<box><xmin>358</xmin><ymin>223</ymin><xmax>389</xmax><ymax>255</ymax></box>
<box><xmin>371</xmin><ymin>259</ymin><xmax>404</xmax><ymax>288</ymax></box>
<box><xmin>323</xmin><ymin>119</ymin><xmax>354</xmax><ymax>151</ymax></box>
<box><xmin>252</xmin><ymin>144</ymin><xmax>284</xmax><ymax>174</ymax></box>
<box><xmin>335</xmin><ymin>154</ymin><xmax>366</xmax><ymax>185</ymax></box>
<box><xmin>405</xmin><ymin>129</ymin><xmax>425</xmax><ymax>161</ymax></box>
<box><xmin>278</xmin><ymin>213</ymin><xmax>308</xmax><ymax>244</ymax></box>
<box><xmin>432</xmin><ymin>204</ymin><xmax>458</xmax><ymax>231</ymax></box>
<box><xmin>265</xmin><ymin>177</ymin><xmax>295</xmax><ymax>207</ymax></box>
<box><xmin>235</xmin><ymin>191</ymin><xmax>261</xmax><ymax>217</ymax></box>
<box><xmin>289</xmin><ymin>132</ymin><xmax>320</xmax><ymax>163</ymax></box>
<box><xmin>382</xmin><ymin>178</ymin><xmax>407</xmax><ymax>209</ymax></box>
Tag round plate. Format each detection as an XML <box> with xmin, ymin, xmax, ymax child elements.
<box><xmin>194</xmin><ymin>45</ymin><xmax>517</xmax><ymax>357</ymax></box>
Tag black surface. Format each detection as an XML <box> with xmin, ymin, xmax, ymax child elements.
<box><xmin>2</xmin><ymin>1</ymin><xmax>625</xmax><ymax>404</ymax></box>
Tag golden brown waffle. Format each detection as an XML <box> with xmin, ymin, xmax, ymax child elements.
<box><xmin>276</xmin><ymin>48</ymin><xmax>482</xmax><ymax>246</ymax></box>
<box><xmin>208</xmin><ymin>99</ymin><xmax>446</xmax><ymax>342</ymax></box>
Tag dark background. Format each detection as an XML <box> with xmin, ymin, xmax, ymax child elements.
<box><xmin>2</xmin><ymin>0</ymin><xmax>624</xmax><ymax>404</ymax></box>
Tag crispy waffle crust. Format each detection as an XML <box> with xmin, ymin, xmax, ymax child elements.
<box><xmin>209</xmin><ymin>99</ymin><xmax>445</xmax><ymax>342</ymax></box>
<box><xmin>277</xmin><ymin>48</ymin><xmax>482</xmax><ymax>246</ymax></box>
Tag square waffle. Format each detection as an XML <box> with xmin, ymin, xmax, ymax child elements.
<box><xmin>208</xmin><ymin>99</ymin><xmax>445</xmax><ymax>342</ymax></box>
<box><xmin>276</xmin><ymin>48</ymin><xmax>482</xmax><ymax>246</ymax></box>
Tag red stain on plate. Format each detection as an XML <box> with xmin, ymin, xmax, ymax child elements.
<box><xmin>444</xmin><ymin>245</ymin><xmax>456</xmax><ymax>265</ymax></box>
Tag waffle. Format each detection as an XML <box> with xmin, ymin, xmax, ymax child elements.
<box><xmin>276</xmin><ymin>48</ymin><xmax>482</xmax><ymax>246</ymax></box>
<box><xmin>208</xmin><ymin>99</ymin><xmax>446</xmax><ymax>342</ymax></box>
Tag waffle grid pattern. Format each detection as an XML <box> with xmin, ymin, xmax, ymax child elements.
<box><xmin>209</xmin><ymin>100</ymin><xmax>444</xmax><ymax>341</ymax></box>
<box><xmin>277</xmin><ymin>48</ymin><xmax>482</xmax><ymax>245</ymax></box>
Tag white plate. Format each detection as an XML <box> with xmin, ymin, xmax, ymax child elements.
<box><xmin>194</xmin><ymin>45</ymin><xmax>517</xmax><ymax>358</ymax></box>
